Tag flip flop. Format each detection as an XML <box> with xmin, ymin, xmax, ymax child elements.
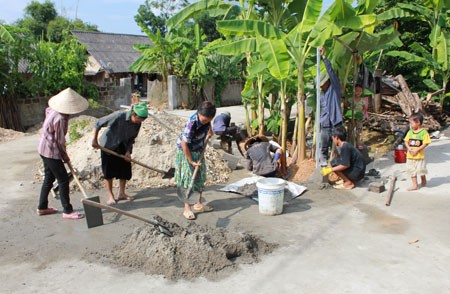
<box><xmin>183</xmin><ymin>210</ymin><xmax>196</xmax><ymax>220</ymax></box>
<box><xmin>193</xmin><ymin>205</ymin><xmax>214</xmax><ymax>213</ymax></box>
<box><xmin>333</xmin><ymin>183</ymin><xmax>353</xmax><ymax>190</ymax></box>
<box><xmin>37</xmin><ymin>207</ymin><xmax>58</xmax><ymax>216</ymax></box>
<box><xmin>117</xmin><ymin>196</ymin><xmax>135</xmax><ymax>201</ymax></box>
<box><xmin>62</xmin><ymin>212</ymin><xmax>84</xmax><ymax>219</ymax></box>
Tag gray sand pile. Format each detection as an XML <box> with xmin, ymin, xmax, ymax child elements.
<box><xmin>65</xmin><ymin>110</ymin><xmax>231</xmax><ymax>190</ymax></box>
<box><xmin>110</xmin><ymin>217</ymin><xmax>278</xmax><ymax>280</ymax></box>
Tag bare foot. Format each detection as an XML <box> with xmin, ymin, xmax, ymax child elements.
<box><xmin>106</xmin><ymin>194</ymin><xmax>116</xmax><ymax>205</ymax></box>
<box><xmin>407</xmin><ymin>185</ymin><xmax>419</xmax><ymax>191</ymax></box>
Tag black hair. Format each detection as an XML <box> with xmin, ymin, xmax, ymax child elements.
<box><xmin>409</xmin><ymin>112</ymin><xmax>423</xmax><ymax>124</ymax></box>
<box><xmin>197</xmin><ymin>101</ymin><xmax>216</xmax><ymax>118</ymax></box>
<box><xmin>332</xmin><ymin>125</ymin><xmax>347</xmax><ymax>141</ymax></box>
<box><xmin>355</xmin><ymin>84</ymin><xmax>363</xmax><ymax>89</ymax></box>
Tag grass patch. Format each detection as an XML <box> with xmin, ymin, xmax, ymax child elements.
<box><xmin>68</xmin><ymin>119</ymin><xmax>91</xmax><ymax>144</ymax></box>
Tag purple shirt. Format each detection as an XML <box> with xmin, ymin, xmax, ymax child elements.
<box><xmin>213</xmin><ymin>113</ymin><xmax>231</xmax><ymax>133</ymax></box>
<box><xmin>176</xmin><ymin>112</ymin><xmax>210</xmax><ymax>152</ymax></box>
<box><xmin>38</xmin><ymin>107</ymin><xmax>68</xmax><ymax>160</ymax></box>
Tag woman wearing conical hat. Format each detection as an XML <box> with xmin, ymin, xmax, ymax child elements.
<box><xmin>37</xmin><ymin>88</ymin><xmax>88</xmax><ymax>219</ymax></box>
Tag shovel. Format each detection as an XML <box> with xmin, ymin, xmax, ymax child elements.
<box><xmin>99</xmin><ymin>146</ymin><xmax>175</xmax><ymax>179</ymax></box>
<box><xmin>66</xmin><ymin>162</ymin><xmax>173</xmax><ymax>237</ymax></box>
<box><xmin>176</xmin><ymin>137</ymin><xmax>209</xmax><ymax>204</ymax></box>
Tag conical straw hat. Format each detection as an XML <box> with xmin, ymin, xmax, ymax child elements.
<box><xmin>48</xmin><ymin>88</ymin><xmax>89</xmax><ymax>114</ymax></box>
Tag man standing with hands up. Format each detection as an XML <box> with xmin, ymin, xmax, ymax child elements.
<box><xmin>318</xmin><ymin>46</ymin><xmax>343</xmax><ymax>167</ymax></box>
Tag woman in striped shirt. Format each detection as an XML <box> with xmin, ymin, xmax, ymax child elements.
<box><xmin>37</xmin><ymin>88</ymin><xmax>88</xmax><ymax>219</ymax></box>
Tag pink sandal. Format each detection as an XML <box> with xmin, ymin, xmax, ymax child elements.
<box><xmin>62</xmin><ymin>212</ymin><xmax>84</xmax><ymax>219</ymax></box>
<box><xmin>37</xmin><ymin>207</ymin><xmax>58</xmax><ymax>216</ymax></box>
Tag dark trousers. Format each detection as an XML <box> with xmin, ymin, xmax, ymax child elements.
<box><xmin>320</xmin><ymin>127</ymin><xmax>333</xmax><ymax>166</ymax></box>
<box><xmin>39</xmin><ymin>155</ymin><xmax>73</xmax><ymax>213</ymax></box>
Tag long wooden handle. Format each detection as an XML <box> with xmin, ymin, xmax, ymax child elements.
<box><xmin>99</xmin><ymin>146</ymin><xmax>166</xmax><ymax>174</ymax></box>
<box><xmin>185</xmin><ymin>137</ymin><xmax>209</xmax><ymax>197</ymax></box>
<box><xmin>66</xmin><ymin>161</ymin><xmax>89</xmax><ymax>199</ymax></box>
<box><xmin>385</xmin><ymin>176</ymin><xmax>397</xmax><ymax>206</ymax></box>
<box><xmin>81</xmin><ymin>199</ymin><xmax>172</xmax><ymax>236</ymax></box>
<box><xmin>82</xmin><ymin>199</ymin><xmax>153</xmax><ymax>224</ymax></box>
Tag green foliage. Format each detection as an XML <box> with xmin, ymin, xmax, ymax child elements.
<box><xmin>0</xmin><ymin>24</ymin><xmax>14</xmax><ymax>43</ymax></box>
<box><xmin>26</xmin><ymin>37</ymin><xmax>88</xmax><ymax>96</ymax></box>
<box><xmin>135</xmin><ymin>1</ymin><xmax>168</xmax><ymax>36</ymax></box>
<box><xmin>14</xmin><ymin>0</ymin><xmax>97</xmax><ymax>43</ymax></box>
<box><xmin>0</xmin><ymin>26</ymin><xmax>35</xmax><ymax>98</ymax></box>
<box><xmin>68</xmin><ymin>119</ymin><xmax>90</xmax><ymax>143</ymax></box>
<box><xmin>135</xmin><ymin>0</ymin><xmax>189</xmax><ymax>37</ymax></box>
<box><xmin>47</xmin><ymin>17</ymin><xmax>98</xmax><ymax>43</ymax></box>
<box><xmin>15</xmin><ymin>0</ymin><xmax>57</xmax><ymax>40</ymax></box>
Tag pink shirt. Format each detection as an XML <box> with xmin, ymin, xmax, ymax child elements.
<box><xmin>38</xmin><ymin>107</ymin><xmax>68</xmax><ymax>160</ymax></box>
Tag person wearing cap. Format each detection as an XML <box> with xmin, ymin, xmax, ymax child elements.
<box><xmin>244</xmin><ymin>135</ymin><xmax>283</xmax><ymax>177</ymax></box>
<box><xmin>212</xmin><ymin>111</ymin><xmax>237</xmax><ymax>153</ymax></box>
<box><xmin>37</xmin><ymin>87</ymin><xmax>88</xmax><ymax>219</ymax></box>
<box><xmin>319</xmin><ymin>46</ymin><xmax>343</xmax><ymax>167</ymax></box>
<box><xmin>92</xmin><ymin>102</ymin><xmax>148</xmax><ymax>205</ymax></box>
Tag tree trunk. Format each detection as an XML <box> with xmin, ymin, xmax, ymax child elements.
<box><xmin>0</xmin><ymin>97</ymin><xmax>23</xmax><ymax>131</ymax></box>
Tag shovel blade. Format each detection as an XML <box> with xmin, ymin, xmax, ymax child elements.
<box><xmin>162</xmin><ymin>168</ymin><xmax>175</xmax><ymax>179</ymax></box>
<box><xmin>83</xmin><ymin>196</ymin><xmax>104</xmax><ymax>229</ymax></box>
<box><xmin>176</xmin><ymin>187</ymin><xmax>200</xmax><ymax>205</ymax></box>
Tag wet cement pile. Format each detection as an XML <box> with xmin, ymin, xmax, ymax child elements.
<box><xmin>110</xmin><ymin>217</ymin><xmax>278</xmax><ymax>280</ymax></box>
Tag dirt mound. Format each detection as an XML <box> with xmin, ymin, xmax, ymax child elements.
<box><xmin>110</xmin><ymin>217</ymin><xmax>278</xmax><ymax>280</ymax></box>
<box><xmin>0</xmin><ymin>127</ymin><xmax>25</xmax><ymax>143</ymax></box>
<box><xmin>66</xmin><ymin>110</ymin><xmax>231</xmax><ymax>190</ymax></box>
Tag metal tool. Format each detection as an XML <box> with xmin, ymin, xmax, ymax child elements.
<box><xmin>67</xmin><ymin>162</ymin><xmax>172</xmax><ymax>237</ymax></box>
<box><xmin>81</xmin><ymin>199</ymin><xmax>173</xmax><ymax>237</ymax></box>
<box><xmin>176</xmin><ymin>137</ymin><xmax>209</xmax><ymax>204</ymax></box>
<box><xmin>99</xmin><ymin>146</ymin><xmax>175</xmax><ymax>179</ymax></box>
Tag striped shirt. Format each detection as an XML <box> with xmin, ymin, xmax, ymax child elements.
<box><xmin>176</xmin><ymin>112</ymin><xmax>210</xmax><ymax>152</ymax></box>
<box><xmin>38</xmin><ymin>107</ymin><xmax>68</xmax><ymax>160</ymax></box>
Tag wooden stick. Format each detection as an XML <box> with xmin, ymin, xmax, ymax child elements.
<box><xmin>385</xmin><ymin>176</ymin><xmax>397</xmax><ymax>206</ymax></box>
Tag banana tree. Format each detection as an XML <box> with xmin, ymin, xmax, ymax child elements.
<box><xmin>0</xmin><ymin>25</ymin><xmax>13</xmax><ymax>43</ymax></box>
<box><xmin>130</xmin><ymin>27</ymin><xmax>177</xmax><ymax>85</ymax></box>
<box><xmin>381</xmin><ymin>0</ymin><xmax>450</xmax><ymax>105</ymax></box>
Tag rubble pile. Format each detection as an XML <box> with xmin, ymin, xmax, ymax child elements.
<box><xmin>367</xmin><ymin>75</ymin><xmax>446</xmax><ymax>134</ymax></box>
<box><xmin>67</xmin><ymin>110</ymin><xmax>232</xmax><ymax>190</ymax></box>
<box><xmin>0</xmin><ymin>127</ymin><xmax>25</xmax><ymax>143</ymax></box>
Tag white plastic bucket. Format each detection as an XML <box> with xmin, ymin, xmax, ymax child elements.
<box><xmin>256</xmin><ymin>177</ymin><xmax>286</xmax><ymax>215</ymax></box>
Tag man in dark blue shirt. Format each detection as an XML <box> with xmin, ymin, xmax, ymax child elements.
<box><xmin>319</xmin><ymin>46</ymin><xmax>343</xmax><ymax>166</ymax></box>
<box><xmin>213</xmin><ymin>111</ymin><xmax>237</xmax><ymax>153</ymax></box>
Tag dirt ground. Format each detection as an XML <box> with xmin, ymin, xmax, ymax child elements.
<box><xmin>1</xmin><ymin>119</ymin><xmax>450</xmax><ymax>293</ymax></box>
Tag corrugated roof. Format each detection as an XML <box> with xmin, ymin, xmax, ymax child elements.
<box><xmin>71</xmin><ymin>30</ymin><xmax>153</xmax><ymax>74</ymax></box>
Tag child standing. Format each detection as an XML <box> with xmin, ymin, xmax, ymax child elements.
<box><xmin>175</xmin><ymin>101</ymin><xmax>216</xmax><ymax>220</ymax></box>
<box><xmin>404</xmin><ymin>112</ymin><xmax>431</xmax><ymax>191</ymax></box>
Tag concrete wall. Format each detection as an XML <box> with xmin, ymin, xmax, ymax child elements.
<box><xmin>167</xmin><ymin>76</ymin><xmax>244</xmax><ymax>110</ymax></box>
<box><xmin>17</xmin><ymin>97</ymin><xmax>49</xmax><ymax>128</ymax></box>
<box><xmin>17</xmin><ymin>78</ymin><xmax>132</xmax><ymax>129</ymax></box>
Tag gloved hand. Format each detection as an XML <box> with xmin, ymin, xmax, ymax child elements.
<box><xmin>321</xmin><ymin>166</ymin><xmax>332</xmax><ymax>176</ymax></box>
<box><xmin>273</xmin><ymin>152</ymin><xmax>281</xmax><ymax>162</ymax></box>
